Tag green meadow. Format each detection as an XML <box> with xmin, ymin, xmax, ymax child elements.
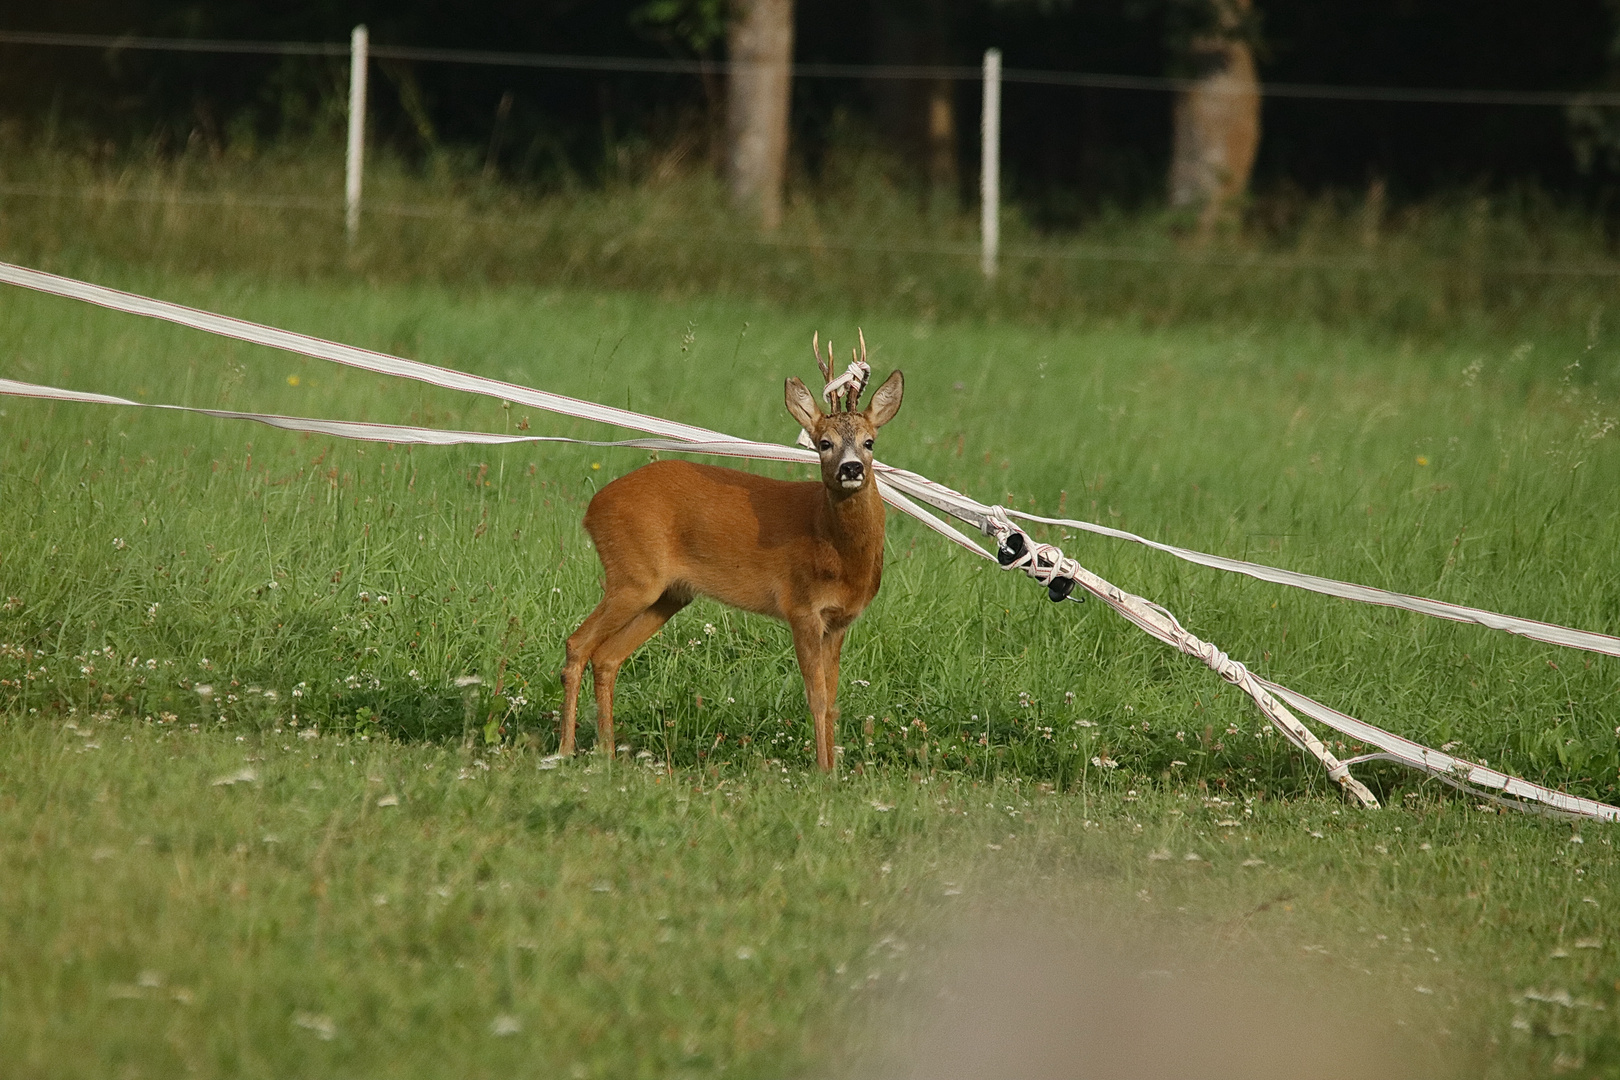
<box><xmin>2</xmin><ymin>154</ymin><xmax>1619</xmax><ymax>1076</ymax></box>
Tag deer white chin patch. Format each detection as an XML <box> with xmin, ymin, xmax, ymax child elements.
<box><xmin>840</xmin><ymin>477</ymin><xmax>864</xmax><ymax>490</ymax></box>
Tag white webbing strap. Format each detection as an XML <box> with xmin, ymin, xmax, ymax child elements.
<box><xmin>0</xmin><ymin>262</ymin><xmax>741</xmax><ymax>446</ymax></box>
<box><xmin>821</xmin><ymin>357</ymin><xmax>870</xmax><ymax>408</ymax></box>
<box><xmin>0</xmin><ymin>377</ymin><xmax>819</xmax><ymax>463</ymax></box>
<box><xmin>1259</xmin><ymin>679</ymin><xmax>1620</xmax><ymax>821</ymax></box>
<box><xmin>917</xmin><ymin>494</ymin><xmax>1377</xmax><ymax>806</ymax></box>
<box><xmin>883</xmin><ymin>466</ymin><xmax>1620</xmax><ymax>661</ymax></box>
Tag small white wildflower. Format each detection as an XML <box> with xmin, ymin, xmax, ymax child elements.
<box><xmin>112</xmin><ymin>538</ymin><xmax>126</xmax><ymax>550</ymax></box>
<box><xmin>195</xmin><ymin>684</ymin><xmax>214</xmax><ymax>698</ymax></box>
<box><xmin>146</xmin><ymin>603</ymin><xmax>159</xmax><ymax>619</ymax></box>
<box><xmin>1090</xmin><ymin>755</ymin><xmax>1118</xmax><ymax>769</ymax></box>
<box><xmin>703</xmin><ymin>623</ymin><xmax>716</xmax><ymax>636</ymax></box>
<box><xmin>490</xmin><ymin>1015</ymin><xmax>521</xmax><ymax>1036</ymax></box>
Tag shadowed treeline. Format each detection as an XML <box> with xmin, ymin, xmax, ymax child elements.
<box><xmin>2</xmin><ymin>0</ymin><xmax>1618</xmax><ymax>218</ymax></box>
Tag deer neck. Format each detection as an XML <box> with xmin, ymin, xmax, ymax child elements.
<box><xmin>820</xmin><ymin>481</ymin><xmax>885</xmax><ymax>556</ymax></box>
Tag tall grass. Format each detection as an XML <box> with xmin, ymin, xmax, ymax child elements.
<box><xmin>3</xmin><ymin>136</ymin><xmax>1620</xmax><ymax>347</ymax></box>
<box><xmin>2</xmin><ymin>271</ymin><xmax>1616</xmax><ymax>798</ymax></box>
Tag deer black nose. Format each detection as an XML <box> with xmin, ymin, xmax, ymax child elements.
<box><xmin>837</xmin><ymin>461</ymin><xmax>864</xmax><ymax>482</ymax></box>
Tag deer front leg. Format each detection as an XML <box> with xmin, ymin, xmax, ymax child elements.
<box><xmin>790</xmin><ymin>617</ymin><xmax>834</xmax><ymax>771</ymax></box>
<box><xmin>821</xmin><ymin>627</ymin><xmax>847</xmax><ymax>767</ymax></box>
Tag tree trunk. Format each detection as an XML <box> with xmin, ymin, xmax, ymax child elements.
<box><xmin>727</xmin><ymin>0</ymin><xmax>795</xmax><ymax>230</ymax></box>
<box><xmin>1167</xmin><ymin>0</ymin><xmax>1260</xmax><ymax>235</ymax></box>
<box><xmin>872</xmin><ymin>1</ymin><xmax>957</xmax><ymax>192</ymax></box>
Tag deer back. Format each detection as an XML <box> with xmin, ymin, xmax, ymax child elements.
<box><xmin>583</xmin><ymin>459</ymin><xmax>885</xmax><ymax>626</ymax></box>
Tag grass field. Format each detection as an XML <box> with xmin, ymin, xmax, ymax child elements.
<box><xmin>2</xmin><ymin>164</ymin><xmax>1620</xmax><ymax>1075</ymax></box>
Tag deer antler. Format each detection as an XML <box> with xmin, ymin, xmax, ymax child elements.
<box><xmin>811</xmin><ymin>329</ymin><xmax>873</xmax><ymax>413</ymax></box>
<box><xmin>811</xmin><ymin>332</ymin><xmax>835</xmax><ymax>410</ymax></box>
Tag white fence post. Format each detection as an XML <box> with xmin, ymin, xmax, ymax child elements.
<box><xmin>345</xmin><ymin>24</ymin><xmax>369</xmax><ymax>245</ymax></box>
<box><xmin>980</xmin><ymin>48</ymin><xmax>1001</xmax><ymax>280</ymax></box>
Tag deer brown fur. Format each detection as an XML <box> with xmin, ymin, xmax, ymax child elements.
<box><xmin>559</xmin><ymin>357</ymin><xmax>904</xmax><ymax>771</ymax></box>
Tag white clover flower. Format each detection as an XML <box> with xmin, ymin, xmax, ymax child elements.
<box><xmin>111</xmin><ymin>538</ymin><xmax>126</xmax><ymax>550</ymax></box>
<box><xmin>704</xmin><ymin>623</ymin><xmax>716</xmax><ymax>635</ymax></box>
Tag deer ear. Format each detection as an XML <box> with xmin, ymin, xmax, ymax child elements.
<box><xmin>865</xmin><ymin>370</ymin><xmax>904</xmax><ymax>428</ymax></box>
<box><xmin>785</xmin><ymin>377</ymin><xmax>823</xmax><ymax>433</ymax></box>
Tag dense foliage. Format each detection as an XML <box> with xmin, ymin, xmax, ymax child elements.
<box><xmin>4</xmin><ymin>0</ymin><xmax>1618</xmax><ymax>215</ymax></box>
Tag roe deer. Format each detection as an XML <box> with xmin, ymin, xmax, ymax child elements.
<box><xmin>559</xmin><ymin>337</ymin><xmax>903</xmax><ymax>770</ymax></box>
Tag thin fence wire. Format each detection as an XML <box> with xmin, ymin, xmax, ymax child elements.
<box><xmin>4</xmin><ymin>28</ymin><xmax>1620</xmax><ymax>107</ymax></box>
<box><xmin>4</xmin><ymin>180</ymin><xmax>1618</xmax><ymax>278</ymax></box>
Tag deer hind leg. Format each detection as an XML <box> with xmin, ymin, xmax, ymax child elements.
<box><xmin>790</xmin><ymin>616</ymin><xmax>834</xmax><ymax>771</ymax></box>
<box><xmin>561</xmin><ymin>586</ymin><xmax>661</xmax><ymax>756</ymax></box>
<box><xmin>586</xmin><ymin>591</ymin><xmax>689</xmax><ymax>758</ymax></box>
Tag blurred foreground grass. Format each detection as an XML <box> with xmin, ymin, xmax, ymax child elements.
<box><xmin>1</xmin><ymin>718</ymin><xmax>1614</xmax><ymax>1078</ymax></box>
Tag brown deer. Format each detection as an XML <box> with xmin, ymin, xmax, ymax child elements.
<box><xmin>559</xmin><ymin>336</ymin><xmax>903</xmax><ymax>771</ymax></box>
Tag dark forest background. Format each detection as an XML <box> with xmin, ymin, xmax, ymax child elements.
<box><xmin>4</xmin><ymin>1</ymin><xmax>1620</xmax><ymax>222</ymax></box>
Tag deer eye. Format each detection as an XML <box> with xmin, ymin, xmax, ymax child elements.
<box><xmin>818</xmin><ymin>439</ymin><xmax>833</xmax><ymax>452</ymax></box>
<box><xmin>863</xmin><ymin>439</ymin><xmax>874</xmax><ymax>450</ymax></box>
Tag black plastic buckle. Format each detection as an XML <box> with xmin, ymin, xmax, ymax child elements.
<box><xmin>995</xmin><ymin>530</ymin><xmax>1026</xmax><ymax>566</ymax></box>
